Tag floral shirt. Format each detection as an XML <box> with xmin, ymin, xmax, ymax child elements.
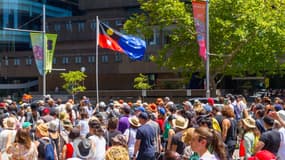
<box><xmin>7</xmin><ymin>142</ymin><xmax>38</xmax><ymax>160</ymax></box>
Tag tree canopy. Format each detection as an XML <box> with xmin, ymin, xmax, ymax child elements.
<box><xmin>124</xmin><ymin>0</ymin><xmax>285</xmax><ymax>90</ymax></box>
<box><xmin>60</xmin><ymin>71</ymin><xmax>87</xmax><ymax>97</ymax></box>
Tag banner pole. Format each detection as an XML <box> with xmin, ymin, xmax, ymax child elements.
<box><xmin>43</xmin><ymin>2</ymin><xmax>46</xmax><ymax>98</ymax></box>
<box><xmin>206</xmin><ymin>0</ymin><xmax>210</xmax><ymax>98</ymax></box>
<box><xmin>95</xmin><ymin>16</ymin><xmax>99</xmax><ymax>105</ymax></box>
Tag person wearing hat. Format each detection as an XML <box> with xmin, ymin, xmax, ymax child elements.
<box><xmin>170</xmin><ymin>115</ymin><xmax>188</xmax><ymax>155</ymax></box>
<box><xmin>124</xmin><ymin>116</ymin><xmax>141</xmax><ymax>158</ymax></box>
<box><xmin>105</xmin><ymin>134</ymin><xmax>130</xmax><ymax>160</ymax></box>
<box><xmin>254</xmin><ymin>116</ymin><xmax>281</xmax><ymax>155</ymax></box>
<box><xmin>35</xmin><ymin>123</ymin><xmax>58</xmax><ymax>160</ymax></box>
<box><xmin>241</xmin><ymin>117</ymin><xmax>258</xmax><ymax>159</ymax></box>
<box><xmin>133</xmin><ymin>112</ymin><xmax>156</xmax><ymax>160</ymax></box>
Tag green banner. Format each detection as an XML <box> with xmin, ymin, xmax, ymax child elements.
<box><xmin>30</xmin><ymin>33</ymin><xmax>57</xmax><ymax>75</ymax></box>
<box><xmin>45</xmin><ymin>34</ymin><xmax>57</xmax><ymax>73</ymax></box>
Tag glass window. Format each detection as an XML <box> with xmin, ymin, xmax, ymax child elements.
<box><xmin>90</xmin><ymin>20</ymin><xmax>96</xmax><ymax>31</ymax></box>
<box><xmin>14</xmin><ymin>58</ymin><xmax>20</xmax><ymax>66</ymax></box>
<box><xmin>66</xmin><ymin>21</ymin><xmax>72</xmax><ymax>32</ymax></box>
<box><xmin>115</xmin><ymin>19</ymin><xmax>122</xmax><ymax>26</ymax></box>
<box><xmin>75</xmin><ymin>56</ymin><xmax>82</xmax><ymax>64</ymax></box>
<box><xmin>88</xmin><ymin>55</ymin><xmax>95</xmax><ymax>63</ymax></box>
<box><xmin>148</xmin><ymin>28</ymin><xmax>159</xmax><ymax>45</ymax></box>
<box><xmin>102</xmin><ymin>55</ymin><xmax>109</xmax><ymax>63</ymax></box>
<box><xmin>115</xmin><ymin>53</ymin><xmax>122</xmax><ymax>63</ymax></box>
<box><xmin>78</xmin><ymin>22</ymin><xmax>85</xmax><ymax>32</ymax></box>
<box><xmin>25</xmin><ymin>57</ymin><xmax>32</xmax><ymax>65</ymax></box>
<box><xmin>62</xmin><ymin>57</ymin><xmax>69</xmax><ymax>64</ymax></box>
<box><xmin>5</xmin><ymin>56</ymin><xmax>8</xmax><ymax>66</ymax></box>
<box><xmin>54</xmin><ymin>24</ymin><xmax>61</xmax><ymax>32</ymax></box>
<box><xmin>53</xmin><ymin>57</ymin><xmax>56</xmax><ymax>65</ymax></box>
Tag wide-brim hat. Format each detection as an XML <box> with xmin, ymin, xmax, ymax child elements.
<box><xmin>173</xmin><ymin>116</ymin><xmax>189</xmax><ymax>129</ymax></box>
<box><xmin>36</xmin><ymin>123</ymin><xmax>49</xmax><ymax>137</ymax></box>
<box><xmin>128</xmin><ymin>116</ymin><xmax>141</xmax><ymax>127</ymax></box>
<box><xmin>63</xmin><ymin>119</ymin><xmax>73</xmax><ymax>129</ymax></box>
<box><xmin>73</xmin><ymin>138</ymin><xmax>93</xmax><ymax>159</ymax></box>
<box><xmin>242</xmin><ymin>117</ymin><xmax>256</xmax><ymax>129</ymax></box>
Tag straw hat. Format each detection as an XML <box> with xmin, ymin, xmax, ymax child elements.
<box><xmin>63</xmin><ymin>119</ymin><xmax>73</xmax><ymax>129</ymax></box>
<box><xmin>242</xmin><ymin>117</ymin><xmax>256</xmax><ymax>129</ymax></box>
<box><xmin>173</xmin><ymin>116</ymin><xmax>189</xmax><ymax>129</ymax></box>
<box><xmin>128</xmin><ymin>116</ymin><xmax>141</xmax><ymax>127</ymax></box>
<box><xmin>36</xmin><ymin>123</ymin><xmax>49</xmax><ymax>137</ymax></box>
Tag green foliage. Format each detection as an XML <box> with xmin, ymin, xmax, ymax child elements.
<box><xmin>133</xmin><ymin>73</ymin><xmax>152</xmax><ymax>90</ymax></box>
<box><xmin>60</xmin><ymin>71</ymin><xmax>87</xmax><ymax>96</ymax></box>
<box><xmin>124</xmin><ymin>0</ymin><xmax>285</xmax><ymax>87</ymax></box>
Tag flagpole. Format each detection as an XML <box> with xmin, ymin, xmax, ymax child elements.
<box><xmin>43</xmin><ymin>1</ymin><xmax>47</xmax><ymax>98</ymax></box>
<box><xmin>206</xmin><ymin>0</ymin><xmax>210</xmax><ymax>98</ymax></box>
<box><xmin>95</xmin><ymin>16</ymin><xmax>99</xmax><ymax>104</ymax></box>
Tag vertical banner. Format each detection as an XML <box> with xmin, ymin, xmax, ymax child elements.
<box><xmin>192</xmin><ymin>1</ymin><xmax>207</xmax><ymax>61</ymax></box>
<box><xmin>30</xmin><ymin>33</ymin><xmax>57</xmax><ymax>75</ymax></box>
<box><xmin>45</xmin><ymin>34</ymin><xmax>57</xmax><ymax>73</ymax></box>
<box><xmin>30</xmin><ymin>33</ymin><xmax>44</xmax><ymax>75</ymax></box>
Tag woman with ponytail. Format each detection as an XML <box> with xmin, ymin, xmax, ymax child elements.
<box><xmin>190</xmin><ymin>127</ymin><xmax>227</xmax><ymax>160</ymax></box>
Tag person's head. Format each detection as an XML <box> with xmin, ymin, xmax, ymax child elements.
<box><xmin>196</xmin><ymin>114</ymin><xmax>212</xmax><ymax>128</ymax></box>
<box><xmin>22</xmin><ymin>122</ymin><xmax>32</xmax><ymax>131</ymax></box>
<box><xmin>79</xmin><ymin>108</ymin><xmax>89</xmax><ymax>119</ymax></box>
<box><xmin>221</xmin><ymin>105</ymin><xmax>235</xmax><ymax>118</ymax></box>
<box><xmin>111</xmin><ymin>134</ymin><xmax>128</xmax><ymax>148</ymax></box>
<box><xmin>69</xmin><ymin>128</ymin><xmax>80</xmax><ymax>140</ymax></box>
<box><xmin>242</xmin><ymin>117</ymin><xmax>256</xmax><ymax>131</ymax></box>
<box><xmin>15</xmin><ymin>128</ymin><xmax>32</xmax><ymax>149</ymax></box>
<box><xmin>36</xmin><ymin>123</ymin><xmax>49</xmax><ymax>138</ymax></box>
<box><xmin>183</xmin><ymin>101</ymin><xmax>193</xmax><ymax>111</ymax></box>
<box><xmin>107</xmin><ymin>117</ymin><xmax>118</xmax><ymax>130</ymax></box>
<box><xmin>263</xmin><ymin>116</ymin><xmax>275</xmax><ymax>129</ymax></box>
<box><xmin>172</xmin><ymin>115</ymin><xmax>188</xmax><ymax>131</ymax></box>
<box><xmin>190</xmin><ymin>127</ymin><xmax>226</xmax><ymax>159</ymax></box>
<box><xmin>138</xmin><ymin>112</ymin><xmax>149</xmax><ymax>124</ymax></box>
<box><xmin>128</xmin><ymin>116</ymin><xmax>141</xmax><ymax>128</ymax></box>
<box><xmin>88</xmin><ymin>117</ymin><xmax>104</xmax><ymax>136</ymax></box>
<box><xmin>163</xmin><ymin>150</ymin><xmax>182</xmax><ymax>160</ymax></box>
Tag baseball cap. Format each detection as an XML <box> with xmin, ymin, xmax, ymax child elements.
<box><xmin>135</xmin><ymin>106</ymin><xmax>145</xmax><ymax>112</ymax></box>
<box><xmin>22</xmin><ymin>122</ymin><xmax>32</xmax><ymax>129</ymax></box>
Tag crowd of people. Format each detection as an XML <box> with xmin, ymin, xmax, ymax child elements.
<box><xmin>0</xmin><ymin>94</ymin><xmax>284</xmax><ymax>160</ymax></box>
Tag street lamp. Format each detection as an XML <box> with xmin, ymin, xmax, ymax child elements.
<box><xmin>80</xmin><ymin>66</ymin><xmax>86</xmax><ymax>87</ymax></box>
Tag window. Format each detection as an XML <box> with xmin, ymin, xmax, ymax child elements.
<box><xmin>62</xmin><ymin>57</ymin><xmax>69</xmax><ymax>64</ymax></box>
<box><xmin>90</xmin><ymin>20</ymin><xmax>96</xmax><ymax>31</ymax></box>
<box><xmin>54</xmin><ymin>24</ymin><xmax>61</xmax><ymax>32</ymax></box>
<box><xmin>5</xmin><ymin>56</ymin><xmax>8</xmax><ymax>66</ymax></box>
<box><xmin>115</xmin><ymin>53</ymin><xmax>122</xmax><ymax>63</ymax></box>
<box><xmin>14</xmin><ymin>58</ymin><xmax>20</xmax><ymax>66</ymax></box>
<box><xmin>25</xmin><ymin>57</ymin><xmax>32</xmax><ymax>65</ymax></box>
<box><xmin>88</xmin><ymin>55</ymin><xmax>95</xmax><ymax>63</ymax></box>
<box><xmin>78</xmin><ymin>21</ymin><xmax>85</xmax><ymax>32</ymax></box>
<box><xmin>75</xmin><ymin>56</ymin><xmax>82</xmax><ymax>64</ymax></box>
<box><xmin>115</xmin><ymin>19</ymin><xmax>122</xmax><ymax>26</ymax></box>
<box><xmin>53</xmin><ymin>57</ymin><xmax>57</xmax><ymax>65</ymax></box>
<box><xmin>148</xmin><ymin>28</ymin><xmax>159</xmax><ymax>45</ymax></box>
<box><xmin>66</xmin><ymin>21</ymin><xmax>72</xmax><ymax>32</ymax></box>
<box><xmin>102</xmin><ymin>55</ymin><xmax>109</xmax><ymax>63</ymax></box>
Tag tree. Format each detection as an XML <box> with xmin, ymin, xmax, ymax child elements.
<box><xmin>60</xmin><ymin>71</ymin><xmax>87</xmax><ymax>99</ymax></box>
<box><xmin>124</xmin><ymin>0</ymin><xmax>285</xmax><ymax>95</ymax></box>
<box><xmin>133</xmin><ymin>73</ymin><xmax>152</xmax><ymax>90</ymax></box>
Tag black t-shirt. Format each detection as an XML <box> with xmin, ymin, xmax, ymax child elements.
<box><xmin>259</xmin><ymin>129</ymin><xmax>281</xmax><ymax>155</ymax></box>
<box><xmin>171</xmin><ymin>131</ymin><xmax>185</xmax><ymax>155</ymax></box>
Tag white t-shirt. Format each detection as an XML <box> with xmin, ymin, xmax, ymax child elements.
<box><xmin>124</xmin><ymin>128</ymin><xmax>137</xmax><ymax>157</ymax></box>
<box><xmin>78</xmin><ymin>119</ymin><xmax>89</xmax><ymax>137</ymax></box>
<box><xmin>278</xmin><ymin>127</ymin><xmax>285</xmax><ymax>160</ymax></box>
<box><xmin>88</xmin><ymin>135</ymin><xmax>106</xmax><ymax>160</ymax></box>
<box><xmin>199</xmin><ymin>150</ymin><xmax>219</xmax><ymax>160</ymax></box>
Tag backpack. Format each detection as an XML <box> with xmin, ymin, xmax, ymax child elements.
<box><xmin>233</xmin><ymin>104</ymin><xmax>242</xmax><ymax>120</ymax></box>
<box><xmin>39</xmin><ymin>138</ymin><xmax>55</xmax><ymax>160</ymax></box>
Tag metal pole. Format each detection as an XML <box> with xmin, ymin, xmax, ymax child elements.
<box><xmin>206</xmin><ymin>0</ymin><xmax>210</xmax><ymax>98</ymax></box>
<box><xmin>43</xmin><ymin>2</ymin><xmax>46</xmax><ymax>97</ymax></box>
<box><xmin>95</xmin><ymin>16</ymin><xmax>99</xmax><ymax>104</ymax></box>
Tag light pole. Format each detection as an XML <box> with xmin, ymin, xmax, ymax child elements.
<box><xmin>80</xmin><ymin>66</ymin><xmax>86</xmax><ymax>87</ymax></box>
<box><xmin>206</xmin><ymin>0</ymin><xmax>210</xmax><ymax>98</ymax></box>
